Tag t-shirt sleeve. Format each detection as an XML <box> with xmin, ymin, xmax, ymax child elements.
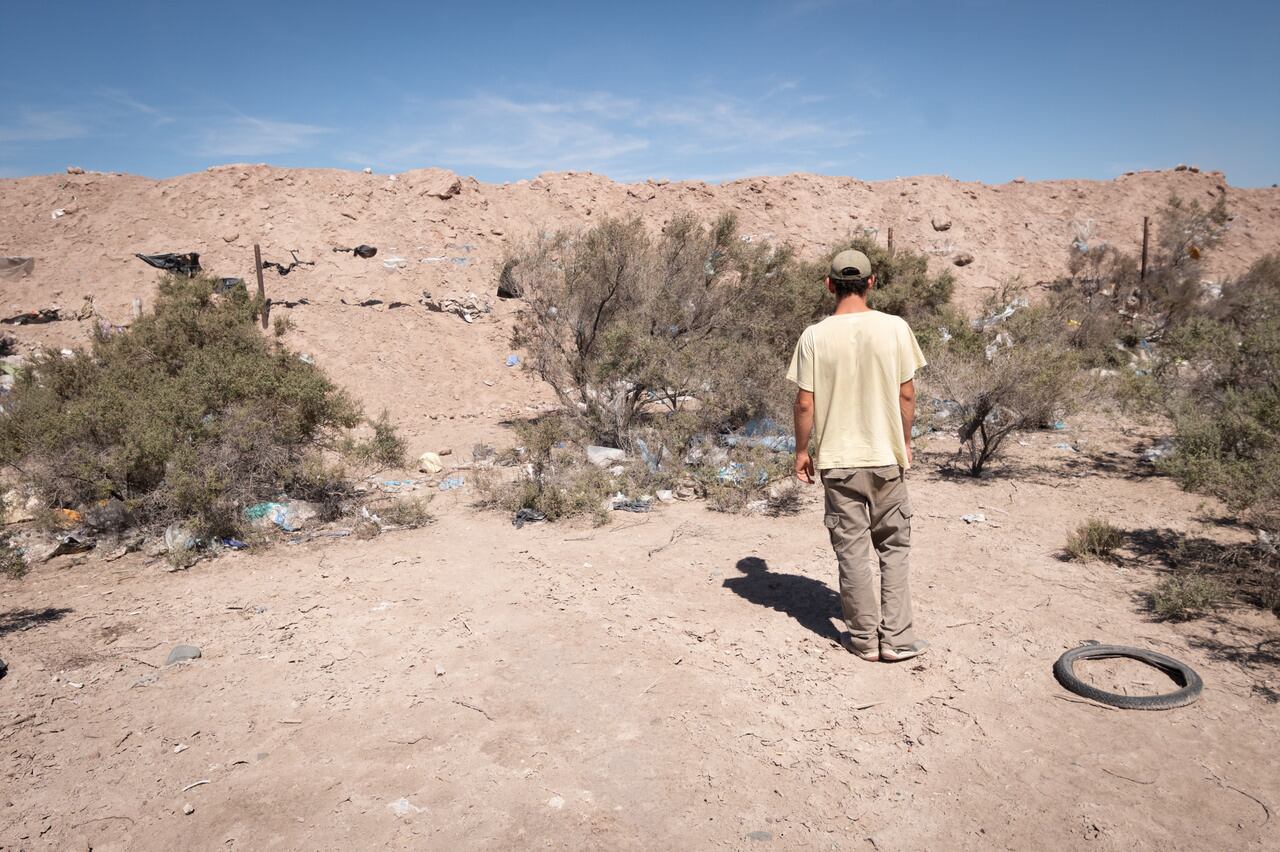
<box><xmin>786</xmin><ymin>330</ymin><xmax>815</xmax><ymax>392</ymax></box>
<box><xmin>898</xmin><ymin>321</ymin><xmax>927</xmax><ymax>384</ymax></box>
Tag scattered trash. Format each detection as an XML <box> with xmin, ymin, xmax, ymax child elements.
<box><xmin>341</xmin><ymin>297</ymin><xmax>385</xmax><ymax>307</ymax></box>
<box><xmin>165</xmin><ymin>644</ymin><xmax>202</xmax><ymax>666</ymax></box>
<box><xmin>1141</xmin><ymin>439</ymin><xmax>1174</xmax><ymax>464</ymax></box>
<box><xmin>435</xmin><ymin>663</ymin><xmax>446</xmax><ymax>676</ymax></box>
<box><xmin>261</xmin><ymin>250</ymin><xmax>314</xmax><ymax>276</ymax></box>
<box><xmin>50</xmin><ymin>507</ymin><xmax>83</xmax><ymax>529</ymax></box>
<box><xmin>613</xmin><ymin>499</ymin><xmax>652</xmax><ymax>513</ymax></box>
<box><xmin>717</xmin><ymin>463</ymin><xmax>769</xmax><ymax>485</ymax></box>
<box><xmin>136</xmin><ymin>252</ymin><xmax>201</xmax><ymax>277</ymax></box>
<box><xmin>417</xmin><ymin>452</ymin><xmax>444</xmax><ymax>474</ymax></box>
<box><xmin>0</xmin><ymin>257</ymin><xmax>35</xmax><ymax>280</ymax></box>
<box><xmin>182</xmin><ymin>803</ymin><xmax>195</xmax><ymax>816</ymax></box>
<box><xmin>961</xmin><ymin>513</ymin><xmax>986</xmax><ymax>524</ymax></box>
<box><xmin>214</xmin><ymin>277</ymin><xmax>246</xmax><ymax>294</ymax></box>
<box><xmin>505</xmin><ymin>354</ymin><xmax>521</xmax><ymax>367</ymax></box>
<box><xmin>299</xmin><ymin>353</ymin><xmax>315</xmax><ymax>364</ymax></box>
<box><xmin>164</xmin><ymin>522</ymin><xmax>197</xmax><ymax>553</ymax></box>
<box><xmin>438</xmin><ymin>475</ymin><xmax>466</xmax><ymax>492</ymax></box>
<box><xmin>382</xmin><ymin>256</ymin><xmax>409</xmax><ymax>270</ymax></box>
<box><xmin>722</xmin><ymin>418</ymin><xmax>796</xmax><ymax>453</ymax></box>
<box><xmin>420</xmin><ymin>291</ymin><xmax>492</xmax><ymax>323</ymax></box>
<box><xmin>51</xmin><ymin>208</ymin><xmax>67</xmax><ymax>219</ymax></box>
<box><xmin>656</xmin><ymin>489</ymin><xmax>676</xmax><ymax>504</ymax></box>
<box><xmin>586</xmin><ymin>446</ymin><xmax>627</xmax><ymax>467</ymax></box>
<box><xmin>217</xmin><ymin>538</ymin><xmax>249</xmax><ymax>550</ymax></box>
<box><xmin>333</xmin><ymin>244</ymin><xmax>378</xmax><ymax>258</ymax></box>
<box><xmin>2</xmin><ymin>308</ymin><xmax>63</xmax><ymax>326</ymax></box>
<box><xmin>1054</xmin><ymin>442</ymin><xmax>1077</xmax><ymax>452</ymax></box>
<box><xmin>387</xmin><ymin>797</ymin><xmax>425</xmax><ymax>816</ymax></box>
<box><xmin>513</xmin><ymin>508</ymin><xmax>547</xmax><ymax>529</ymax></box>
<box><xmin>1051</xmin><ymin>420</ymin><xmax>1067</xmax><ymax>431</ymax></box>
<box><xmin>244</xmin><ymin>501</ymin><xmax>318</xmax><ymax>532</ymax></box>
<box><xmin>497</xmin><ymin>259</ymin><xmax>523</xmax><ymax>299</ymax></box>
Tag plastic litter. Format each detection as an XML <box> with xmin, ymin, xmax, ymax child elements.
<box><xmin>420</xmin><ymin>291</ymin><xmax>491</xmax><ymax>323</ymax></box>
<box><xmin>1054</xmin><ymin>442</ymin><xmax>1076</xmax><ymax>452</ymax></box>
<box><xmin>333</xmin><ymin>244</ymin><xmax>378</xmax><ymax>258</ymax></box>
<box><xmin>438</xmin><ymin>475</ymin><xmax>466</xmax><ymax>492</ymax></box>
<box><xmin>382</xmin><ymin>256</ymin><xmax>409</xmax><ymax>269</ymax></box>
<box><xmin>2</xmin><ymin>308</ymin><xmax>63</xmax><ymax>326</ymax></box>
<box><xmin>244</xmin><ymin>501</ymin><xmax>318</xmax><ymax>532</ymax></box>
<box><xmin>717</xmin><ymin>463</ymin><xmax>769</xmax><ymax>485</ymax></box>
<box><xmin>505</xmin><ymin>354</ymin><xmax>521</xmax><ymax>367</ymax></box>
<box><xmin>217</xmin><ymin>538</ymin><xmax>248</xmax><ymax>550</ymax></box>
<box><xmin>613</xmin><ymin>500</ymin><xmax>651</xmax><ymax>513</ymax></box>
<box><xmin>135</xmin><ymin>252</ymin><xmax>201</xmax><ymax>277</ymax></box>
<box><xmin>164</xmin><ymin>522</ymin><xmax>197</xmax><ymax>553</ymax></box>
<box><xmin>512</xmin><ymin>508</ymin><xmax>546</xmax><ymax>529</ymax></box>
<box><xmin>260</xmin><ymin>250</ymin><xmax>314</xmax><ymax>276</ymax></box>
<box><xmin>722</xmin><ymin>418</ymin><xmax>796</xmax><ymax>453</ymax></box>
<box><xmin>214</xmin><ymin>277</ymin><xmax>246</xmax><ymax>294</ymax></box>
<box><xmin>960</xmin><ymin>513</ymin><xmax>986</xmax><ymax>524</ymax></box>
<box><xmin>1141</xmin><ymin>439</ymin><xmax>1174</xmax><ymax>464</ymax></box>
<box><xmin>417</xmin><ymin>452</ymin><xmax>444</xmax><ymax>474</ymax></box>
<box><xmin>1051</xmin><ymin>420</ymin><xmax>1067</xmax><ymax>430</ymax></box>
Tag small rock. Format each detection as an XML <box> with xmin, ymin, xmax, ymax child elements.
<box><xmin>435</xmin><ymin>663</ymin><xmax>446</xmax><ymax>677</ymax></box>
<box><xmin>960</xmin><ymin>513</ymin><xmax>986</xmax><ymax>524</ymax></box>
<box><xmin>66</xmin><ymin>166</ymin><xmax>85</xmax><ymax>175</ymax></box>
<box><xmin>438</xmin><ymin>448</ymin><xmax>453</xmax><ymax>457</ymax></box>
<box><xmin>547</xmin><ymin>795</ymin><xmax>565</xmax><ymax>809</ymax></box>
<box><xmin>222</xmin><ymin>233</ymin><xmax>238</xmax><ymax>243</ymax></box>
<box><xmin>165</xmin><ymin>645</ymin><xmax>202</xmax><ymax>666</ymax></box>
<box><xmin>953</xmin><ymin>252</ymin><xmax>974</xmax><ymax>267</ymax></box>
<box><xmin>182</xmin><ymin>803</ymin><xmax>195</xmax><ymax>816</ymax></box>
<box><xmin>1174</xmin><ymin>163</ymin><xmax>1188</xmax><ymax>171</ymax></box>
<box><xmin>1012</xmin><ymin>176</ymin><xmax>1026</xmax><ymax>183</ymax></box>
<box><xmin>931</xmin><ymin>218</ymin><xmax>952</xmax><ymax>231</ymax></box>
<box><xmin>747</xmin><ymin>830</ymin><xmax>773</xmax><ymax>841</ymax></box>
<box><xmin>586</xmin><ymin>446</ymin><xmax>626</xmax><ymax>467</ymax></box>
<box><xmin>362</xmin><ymin>167</ymin><xmax>373</xmax><ymax>174</ymax></box>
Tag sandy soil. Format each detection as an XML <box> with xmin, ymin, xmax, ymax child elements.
<box><xmin>1</xmin><ymin>166</ymin><xmax>1278</xmax><ymax>850</ymax></box>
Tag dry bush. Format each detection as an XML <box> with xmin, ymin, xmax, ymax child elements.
<box><xmin>1065</xmin><ymin>519</ymin><xmax>1124</xmax><ymax>561</ymax></box>
<box><xmin>0</xmin><ymin>536</ymin><xmax>26</xmax><ymax>579</ymax></box>
<box><xmin>926</xmin><ymin>290</ymin><xmax>1086</xmax><ymax>476</ymax></box>
<box><xmin>506</xmin><ymin>214</ymin><xmax>824</xmax><ymax>452</ymax></box>
<box><xmin>1151</xmin><ymin>573</ymin><xmax>1226</xmax><ymax>620</ymax></box>
<box><xmin>0</xmin><ymin>274</ymin><xmax>396</xmax><ymax>538</ymax></box>
<box><xmin>1152</xmin><ymin>254</ymin><xmax>1280</xmax><ymax>531</ymax></box>
<box><xmin>377</xmin><ymin>497</ymin><xmax>434</xmax><ymax>529</ymax></box>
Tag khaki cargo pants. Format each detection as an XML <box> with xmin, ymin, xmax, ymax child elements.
<box><xmin>820</xmin><ymin>465</ymin><xmax>917</xmax><ymax>654</ymax></box>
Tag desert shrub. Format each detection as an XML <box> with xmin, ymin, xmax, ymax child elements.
<box><xmin>0</xmin><ymin>536</ymin><xmax>26</xmax><ymax>579</ymax></box>
<box><xmin>926</xmin><ymin>290</ymin><xmax>1085</xmax><ymax>475</ymax></box>
<box><xmin>507</xmin><ymin>214</ymin><xmax>824</xmax><ymax>452</ymax></box>
<box><xmin>1150</xmin><ymin>254</ymin><xmax>1280</xmax><ymax>530</ymax></box>
<box><xmin>1151</xmin><ymin>573</ymin><xmax>1225</xmax><ymax>620</ymax></box>
<box><xmin>1065</xmin><ymin>519</ymin><xmax>1124</xmax><ymax>561</ymax></box>
<box><xmin>343</xmin><ymin>409</ymin><xmax>408</xmax><ymax>470</ymax></box>
<box><xmin>0</xmin><ymin>274</ymin><xmax>379</xmax><ymax>537</ymax></box>
<box><xmin>377</xmin><ymin>497</ymin><xmax>434</xmax><ymax>528</ymax></box>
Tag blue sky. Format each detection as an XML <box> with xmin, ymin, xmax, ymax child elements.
<box><xmin>1</xmin><ymin>0</ymin><xmax>1275</xmax><ymax>186</ymax></box>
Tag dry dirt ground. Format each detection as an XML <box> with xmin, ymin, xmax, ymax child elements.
<box><xmin>2</xmin><ymin>423</ymin><xmax>1277</xmax><ymax>851</ymax></box>
<box><xmin>1</xmin><ymin>166</ymin><xmax>1279</xmax><ymax>850</ymax></box>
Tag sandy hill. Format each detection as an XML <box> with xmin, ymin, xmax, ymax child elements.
<box><xmin>1</xmin><ymin>165</ymin><xmax>1278</xmax><ymax>450</ymax></box>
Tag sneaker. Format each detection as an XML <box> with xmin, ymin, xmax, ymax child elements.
<box><xmin>880</xmin><ymin>639</ymin><xmax>930</xmax><ymax>662</ymax></box>
<box><xmin>841</xmin><ymin>634</ymin><xmax>880</xmax><ymax>661</ymax></box>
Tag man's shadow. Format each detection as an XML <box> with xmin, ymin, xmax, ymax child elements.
<box><xmin>722</xmin><ymin>557</ymin><xmax>842</xmax><ymax>643</ymax></box>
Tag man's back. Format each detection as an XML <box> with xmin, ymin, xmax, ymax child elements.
<box><xmin>787</xmin><ymin>310</ymin><xmax>925</xmax><ymax>470</ymax></box>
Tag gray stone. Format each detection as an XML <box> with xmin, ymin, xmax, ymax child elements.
<box><xmin>165</xmin><ymin>645</ymin><xmax>202</xmax><ymax>666</ymax></box>
<box><xmin>953</xmin><ymin>252</ymin><xmax>975</xmax><ymax>267</ymax></box>
<box><xmin>747</xmin><ymin>830</ymin><xmax>773</xmax><ymax>841</ymax></box>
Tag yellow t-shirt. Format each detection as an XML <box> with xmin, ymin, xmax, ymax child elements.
<box><xmin>786</xmin><ymin>310</ymin><xmax>927</xmax><ymax>470</ymax></box>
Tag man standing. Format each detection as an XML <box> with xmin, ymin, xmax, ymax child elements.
<box><xmin>787</xmin><ymin>249</ymin><xmax>929</xmax><ymax>662</ymax></box>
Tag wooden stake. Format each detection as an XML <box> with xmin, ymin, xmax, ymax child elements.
<box><xmin>887</xmin><ymin>226</ymin><xmax>895</xmax><ymax>256</ymax></box>
<box><xmin>253</xmin><ymin>243</ymin><xmax>269</xmax><ymax>329</ymax></box>
<box><xmin>1140</xmin><ymin>216</ymin><xmax>1150</xmax><ymax>282</ymax></box>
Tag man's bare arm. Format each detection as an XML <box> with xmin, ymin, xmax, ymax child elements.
<box><xmin>899</xmin><ymin>379</ymin><xmax>915</xmax><ymax>467</ymax></box>
<box><xmin>794</xmin><ymin>389</ymin><xmax>816</xmax><ymax>483</ymax></box>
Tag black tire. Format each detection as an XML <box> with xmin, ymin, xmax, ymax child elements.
<box><xmin>1053</xmin><ymin>643</ymin><xmax>1203</xmax><ymax>710</ymax></box>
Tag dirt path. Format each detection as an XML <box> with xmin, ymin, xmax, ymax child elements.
<box><xmin>2</xmin><ymin>429</ymin><xmax>1276</xmax><ymax>850</ymax></box>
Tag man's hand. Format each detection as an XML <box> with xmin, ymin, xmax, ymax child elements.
<box><xmin>795</xmin><ymin>451</ymin><xmax>815</xmax><ymax>484</ymax></box>
<box><xmin>905</xmin><ymin>444</ymin><xmax>913</xmax><ymax>468</ymax></box>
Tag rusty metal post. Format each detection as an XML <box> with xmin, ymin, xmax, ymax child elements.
<box><xmin>1140</xmin><ymin>216</ymin><xmax>1150</xmax><ymax>282</ymax></box>
<box><xmin>253</xmin><ymin>243</ymin><xmax>269</xmax><ymax>329</ymax></box>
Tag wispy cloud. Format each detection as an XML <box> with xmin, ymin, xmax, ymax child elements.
<box><xmin>0</xmin><ymin>110</ymin><xmax>87</xmax><ymax>143</ymax></box>
<box><xmin>97</xmin><ymin>88</ymin><xmax>174</xmax><ymax>125</ymax></box>
<box><xmin>348</xmin><ymin>86</ymin><xmax>862</xmax><ymax>182</ymax></box>
<box><xmin>198</xmin><ymin>116</ymin><xmax>331</xmax><ymax>157</ymax></box>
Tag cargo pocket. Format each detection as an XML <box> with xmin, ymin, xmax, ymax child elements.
<box><xmin>823</xmin><ymin>514</ymin><xmax>841</xmax><ymax>530</ymax></box>
<box><xmin>870</xmin><ymin>465</ymin><xmax>902</xmax><ymax>484</ymax></box>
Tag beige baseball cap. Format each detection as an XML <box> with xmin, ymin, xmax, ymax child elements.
<box><xmin>829</xmin><ymin>249</ymin><xmax>873</xmax><ymax>281</ymax></box>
